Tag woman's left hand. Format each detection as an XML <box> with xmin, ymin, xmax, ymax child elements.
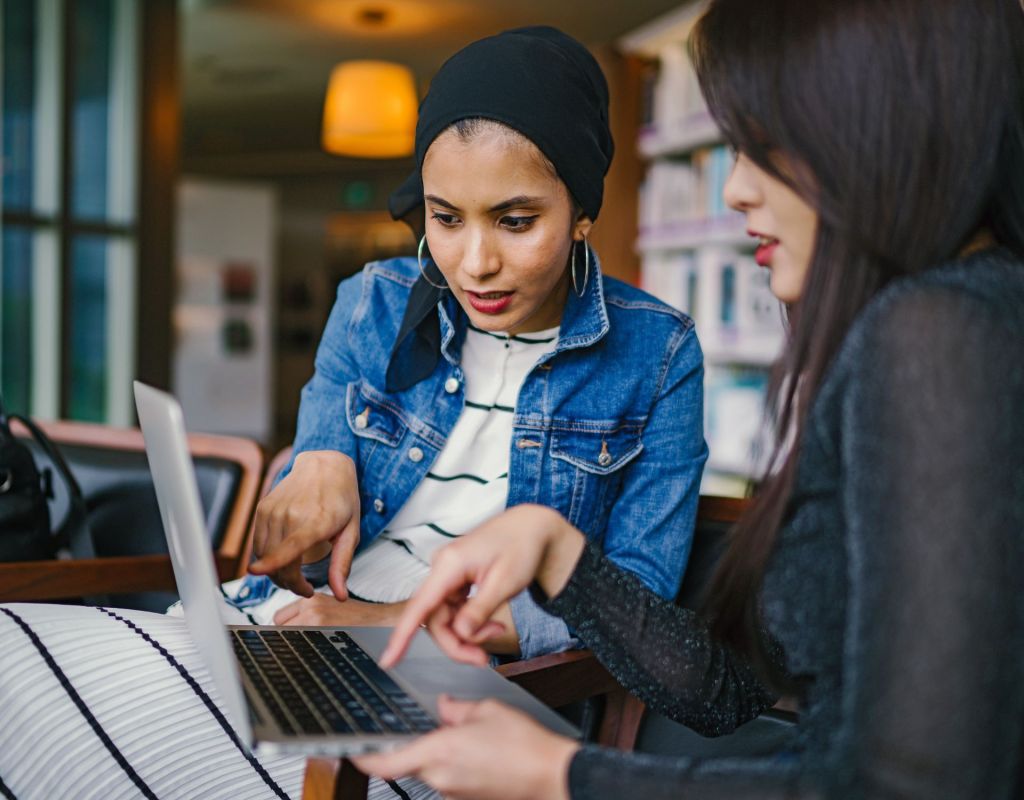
<box><xmin>352</xmin><ymin>694</ymin><xmax>579</xmax><ymax>800</ymax></box>
<box><xmin>273</xmin><ymin>594</ymin><xmax>404</xmax><ymax>627</ymax></box>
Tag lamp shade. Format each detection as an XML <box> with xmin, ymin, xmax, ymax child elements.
<box><xmin>321</xmin><ymin>60</ymin><xmax>418</xmax><ymax>158</ymax></box>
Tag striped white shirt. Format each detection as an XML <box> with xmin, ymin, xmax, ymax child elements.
<box><xmin>346</xmin><ymin>323</ymin><xmax>559</xmax><ymax>604</ymax></box>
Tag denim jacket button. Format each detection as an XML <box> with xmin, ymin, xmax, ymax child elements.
<box><xmin>598</xmin><ymin>452</ymin><xmax>612</xmax><ymax>467</ymax></box>
<box><xmin>373</xmin><ymin>498</ymin><xmax>385</xmax><ymax>513</ymax></box>
<box><xmin>408</xmin><ymin>447</ymin><xmax>424</xmax><ymax>463</ymax></box>
<box><xmin>354</xmin><ymin>413</ymin><xmax>368</xmax><ymax>430</ymax></box>
<box><xmin>444</xmin><ymin>377</ymin><xmax>460</xmax><ymax>394</ymax></box>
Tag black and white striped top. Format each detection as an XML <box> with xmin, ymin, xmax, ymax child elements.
<box><xmin>345</xmin><ymin>323</ymin><xmax>559</xmax><ymax>603</ymax></box>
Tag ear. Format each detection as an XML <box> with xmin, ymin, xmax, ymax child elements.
<box><xmin>572</xmin><ymin>214</ymin><xmax>594</xmax><ymax>241</ymax></box>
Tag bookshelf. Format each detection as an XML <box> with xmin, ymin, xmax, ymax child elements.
<box><xmin>622</xmin><ymin>2</ymin><xmax>785</xmax><ymax>496</ymax></box>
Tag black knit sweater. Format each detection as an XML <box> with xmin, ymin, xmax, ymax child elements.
<box><xmin>546</xmin><ymin>247</ymin><xmax>1024</xmax><ymax>799</ymax></box>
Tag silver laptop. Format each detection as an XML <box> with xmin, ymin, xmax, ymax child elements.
<box><xmin>133</xmin><ymin>380</ymin><xmax>577</xmax><ymax>757</ymax></box>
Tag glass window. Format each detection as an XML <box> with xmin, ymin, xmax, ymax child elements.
<box><xmin>71</xmin><ymin>0</ymin><xmax>137</xmax><ymax>225</ymax></box>
<box><xmin>72</xmin><ymin>0</ymin><xmax>113</xmax><ymax>220</ymax></box>
<box><xmin>1</xmin><ymin>228</ymin><xmax>33</xmax><ymax>412</ymax></box>
<box><xmin>68</xmin><ymin>235</ymin><xmax>108</xmax><ymax>421</ymax></box>
<box><xmin>1</xmin><ymin>0</ymin><xmax>137</xmax><ymax>424</ymax></box>
<box><xmin>2</xmin><ymin>2</ymin><xmax>38</xmax><ymax>212</ymax></box>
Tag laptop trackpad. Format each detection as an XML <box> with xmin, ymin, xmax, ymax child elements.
<box><xmin>347</xmin><ymin>628</ymin><xmax>578</xmax><ymax>738</ymax></box>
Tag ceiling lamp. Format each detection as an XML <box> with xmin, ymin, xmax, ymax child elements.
<box><xmin>321</xmin><ymin>60</ymin><xmax>418</xmax><ymax>158</ymax></box>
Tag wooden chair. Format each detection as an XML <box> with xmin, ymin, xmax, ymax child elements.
<box><xmin>0</xmin><ymin>419</ymin><xmax>264</xmax><ymax>607</ymax></box>
<box><xmin>301</xmin><ymin>494</ymin><xmax>751</xmax><ymax>799</ymax></box>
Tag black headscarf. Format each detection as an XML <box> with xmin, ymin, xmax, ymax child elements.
<box><xmin>385</xmin><ymin>26</ymin><xmax>614</xmax><ymax>393</ymax></box>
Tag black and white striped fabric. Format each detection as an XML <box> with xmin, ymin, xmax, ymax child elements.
<box><xmin>348</xmin><ymin>324</ymin><xmax>559</xmax><ymax>604</ymax></box>
<box><xmin>0</xmin><ymin>604</ymin><xmax>436</xmax><ymax>800</ymax></box>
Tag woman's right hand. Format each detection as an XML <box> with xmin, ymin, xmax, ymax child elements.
<box><xmin>380</xmin><ymin>504</ymin><xmax>586</xmax><ymax>668</ymax></box>
<box><xmin>248</xmin><ymin>450</ymin><xmax>360</xmax><ymax>600</ymax></box>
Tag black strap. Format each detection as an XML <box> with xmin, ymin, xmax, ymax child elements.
<box><xmin>9</xmin><ymin>414</ymin><xmax>96</xmax><ymax>560</ymax></box>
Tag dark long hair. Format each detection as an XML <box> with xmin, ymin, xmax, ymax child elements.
<box><xmin>691</xmin><ymin>0</ymin><xmax>1024</xmax><ymax>682</ymax></box>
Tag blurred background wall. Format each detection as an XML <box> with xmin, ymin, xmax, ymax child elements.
<box><xmin>1</xmin><ymin>0</ymin><xmax>776</xmax><ymax>494</ymax></box>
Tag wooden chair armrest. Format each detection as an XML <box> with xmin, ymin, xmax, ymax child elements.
<box><xmin>303</xmin><ymin>758</ymin><xmax>368</xmax><ymax>800</ymax></box>
<box><xmin>0</xmin><ymin>554</ymin><xmax>238</xmax><ymax>602</ymax></box>
<box><xmin>495</xmin><ymin>649</ymin><xmax>621</xmax><ymax>708</ymax></box>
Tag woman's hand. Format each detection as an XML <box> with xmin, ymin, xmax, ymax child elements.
<box><xmin>248</xmin><ymin>450</ymin><xmax>360</xmax><ymax>599</ymax></box>
<box><xmin>352</xmin><ymin>695</ymin><xmax>578</xmax><ymax>800</ymax></box>
<box><xmin>273</xmin><ymin>594</ymin><xmax>403</xmax><ymax>627</ymax></box>
<box><xmin>381</xmin><ymin>504</ymin><xmax>585</xmax><ymax>668</ymax></box>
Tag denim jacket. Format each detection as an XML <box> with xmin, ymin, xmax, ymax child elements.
<box><xmin>281</xmin><ymin>254</ymin><xmax>707</xmax><ymax>659</ymax></box>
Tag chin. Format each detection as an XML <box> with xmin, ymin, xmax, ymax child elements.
<box><xmin>768</xmin><ymin>272</ymin><xmax>799</xmax><ymax>305</ymax></box>
<box><xmin>465</xmin><ymin>310</ymin><xmax>513</xmax><ymax>331</ymax></box>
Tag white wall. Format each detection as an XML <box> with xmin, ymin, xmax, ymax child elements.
<box><xmin>173</xmin><ymin>178</ymin><xmax>276</xmax><ymax>442</ymax></box>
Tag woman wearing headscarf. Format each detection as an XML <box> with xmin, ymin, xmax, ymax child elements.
<box><xmin>0</xmin><ymin>27</ymin><xmax>708</xmax><ymax>800</ymax></box>
<box><xmin>227</xmin><ymin>26</ymin><xmax>707</xmax><ymax>660</ymax></box>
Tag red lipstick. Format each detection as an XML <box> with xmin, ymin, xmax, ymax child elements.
<box><xmin>749</xmin><ymin>230</ymin><xmax>780</xmax><ymax>267</ymax></box>
<box><xmin>754</xmin><ymin>241</ymin><xmax>778</xmax><ymax>267</ymax></box>
<box><xmin>466</xmin><ymin>290</ymin><xmax>514</xmax><ymax>314</ymax></box>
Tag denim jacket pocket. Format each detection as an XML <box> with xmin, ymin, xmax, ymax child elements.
<box><xmin>345</xmin><ymin>380</ymin><xmax>407</xmax><ymax>447</ymax></box>
<box><xmin>549</xmin><ymin>423</ymin><xmax>644</xmax><ymax>532</ymax></box>
<box><xmin>549</xmin><ymin>423</ymin><xmax>644</xmax><ymax>475</ymax></box>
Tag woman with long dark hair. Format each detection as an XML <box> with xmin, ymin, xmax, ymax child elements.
<box><xmin>357</xmin><ymin>0</ymin><xmax>1024</xmax><ymax>797</ymax></box>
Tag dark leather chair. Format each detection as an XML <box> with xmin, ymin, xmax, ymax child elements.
<box><xmin>0</xmin><ymin>419</ymin><xmax>263</xmax><ymax>610</ymax></box>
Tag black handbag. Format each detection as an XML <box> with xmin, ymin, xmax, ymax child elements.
<box><xmin>0</xmin><ymin>395</ymin><xmax>96</xmax><ymax>563</ymax></box>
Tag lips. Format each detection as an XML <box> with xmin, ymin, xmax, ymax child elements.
<box><xmin>466</xmin><ymin>290</ymin><xmax>514</xmax><ymax>314</ymax></box>
<box><xmin>749</xmin><ymin>231</ymin><xmax>780</xmax><ymax>267</ymax></box>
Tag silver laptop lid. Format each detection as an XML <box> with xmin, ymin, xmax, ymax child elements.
<box><xmin>133</xmin><ymin>380</ymin><xmax>253</xmax><ymax>745</ymax></box>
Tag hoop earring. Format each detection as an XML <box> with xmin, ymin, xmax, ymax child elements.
<box><xmin>418</xmin><ymin>235</ymin><xmax>448</xmax><ymax>290</ymax></box>
<box><xmin>571</xmin><ymin>236</ymin><xmax>590</xmax><ymax>298</ymax></box>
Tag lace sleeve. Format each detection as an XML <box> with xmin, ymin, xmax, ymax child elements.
<box><xmin>543</xmin><ymin>543</ymin><xmax>776</xmax><ymax>738</ymax></box>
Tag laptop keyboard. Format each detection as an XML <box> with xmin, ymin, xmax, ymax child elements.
<box><xmin>232</xmin><ymin>629</ymin><xmax>437</xmax><ymax>737</ymax></box>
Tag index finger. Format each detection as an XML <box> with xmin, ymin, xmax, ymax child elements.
<box><xmin>248</xmin><ymin>528</ymin><xmax>319</xmax><ymax>576</ymax></box>
<box><xmin>380</xmin><ymin>566</ymin><xmax>472</xmax><ymax>668</ymax></box>
<box><xmin>328</xmin><ymin>517</ymin><xmax>360</xmax><ymax>601</ymax></box>
<box><xmin>272</xmin><ymin>557</ymin><xmax>314</xmax><ymax>598</ymax></box>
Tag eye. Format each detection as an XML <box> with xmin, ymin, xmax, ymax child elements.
<box><xmin>431</xmin><ymin>212</ymin><xmax>460</xmax><ymax>228</ymax></box>
<box><xmin>500</xmin><ymin>215</ymin><xmax>538</xmax><ymax>231</ymax></box>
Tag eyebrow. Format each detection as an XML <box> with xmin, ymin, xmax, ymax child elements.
<box><xmin>424</xmin><ymin>194</ymin><xmax>544</xmax><ymax>213</ymax></box>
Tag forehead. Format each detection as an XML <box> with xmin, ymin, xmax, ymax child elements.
<box><xmin>421</xmin><ymin>128</ymin><xmax>563</xmax><ymax>202</ymax></box>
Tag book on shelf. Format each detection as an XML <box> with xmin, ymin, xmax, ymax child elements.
<box><xmin>642</xmin><ymin>247</ymin><xmax>785</xmax><ymax>365</ymax></box>
<box><xmin>649</xmin><ymin>41</ymin><xmax>706</xmax><ymax>135</ymax></box>
<box><xmin>638</xmin><ymin>144</ymin><xmax>740</xmax><ymax>238</ymax></box>
<box><xmin>705</xmin><ymin>366</ymin><xmax>771</xmax><ymax>479</ymax></box>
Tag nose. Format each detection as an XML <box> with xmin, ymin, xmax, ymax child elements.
<box><xmin>459</xmin><ymin>227</ymin><xmax>501</xmax><ymax>283</ymax></box>
<box><xmin>723</xmin><ymin>152</ymin><xmax>761</xmax><ymax>213</ymax></box>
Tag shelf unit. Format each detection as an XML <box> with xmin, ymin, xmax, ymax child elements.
<box><xmin>622</xmin><ymin>2</ymin><xmax>784</xmax><ymax>496</ymax></box>
<box><xmin>638</xmin><ymin>111</ymin><xmax>720</xmax><ymax>158</ymax></box>
<box><xmin>638</xmin><ymin>214</ymin><xmax>748</xmax><ymax>252</ymax></box>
